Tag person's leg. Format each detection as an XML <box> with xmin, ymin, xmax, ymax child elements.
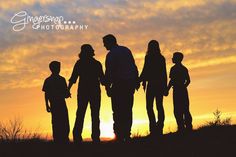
<box><xmin>62</xmin><ymin>104</ymin><xmax>70</xmax><ymax>143</ymax></box>
<box><xmin>124</xmin><ymin>92</ymin><xmax>134</xmax><ymax>141</ymax></box>
<box><xmin>90</xmin><ymin>93</ymin><xmax>101</xmax><ymax>142</ymax></box>
<box><xmin>155</xmin><ymin>95</ymin><xmax>165</xmax><ymax>135</ymax></box>
<box><xmin>146</xmin><ymin>87</ymin><xmax>156</xmax><ymax>134</ymax></box>
<box><xmin>183</xmin><ymin>90</ymin><xmax>192</xmax><ymax>131</ymax></box>
<box><xmin>173</xmin><ymin>90</ymin><xmax>185</xmax><ymax>132</ymax></box>
<box><xmin>50</xmin><ymin>103</ymin><xmax>62</xmax><ymax>143</ymax></box>
<box><xmin>111</xmin><ymin>85</ymin><xmax>122</xmax><ymax>141</ymax></box>
<box><xmin>51</xmin><ymin>111</ymin><xmax>59</xmax><ymax>142</ymax></box>
<box><xmin>119</xmin><ymin>80</ymin><xmax>134</xmax><ymax>141</ymax></box>
<box><xmin>73</xmin><ymin>94</ymin><xmax>89</xmax><ymax>143</ymax></box>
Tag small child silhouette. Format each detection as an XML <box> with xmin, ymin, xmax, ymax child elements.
<box><xmin>42</xmin><ymin>61</ymin><xmax>70</xmax><ymax>143</ymax></box>
<box><xmin>166</xmin><ymin>52</ymin><xmax>193</xmax><ymax>133</ymax></box>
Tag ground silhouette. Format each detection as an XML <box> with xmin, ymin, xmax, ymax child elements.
<box><xmin>1</xmin><ymin>125</ymin><xmax>236</xmax><ymax>157</ymax></box>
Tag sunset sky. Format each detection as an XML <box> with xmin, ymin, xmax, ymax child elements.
<box><xmin>0</xmin><ymin>0</ymin><xmax>236</xmax><ymax>140</ymax></box>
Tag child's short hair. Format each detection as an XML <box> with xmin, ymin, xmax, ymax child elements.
<box><xmin>49</xmin><ymin>61</ymin><xmax>60</xmax><ymax>73</ymax></box>
<box><xmin>173</xmin><ymin>52</ymin><xmax>184</xmax><ymax>62</ymax></box>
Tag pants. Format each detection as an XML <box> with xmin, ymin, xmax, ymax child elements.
<box><xmin>50</xmin><ymin>99</ymin><xmax>70</xmax><ymax>143</ymax></box>
<box><xmin>73</xmin><ymin>91</ymin><xmax>101</xmax><ymax>142</ymax></box>
<box><xmin>111</xmin><ymin>79</ymin><xmax>135</xmax><ymax>140</ymax></box>
<box><xmin>173</xmin><ymin>87</ymin><xmax>192</xmax><ymax>131</ymax></box>
<box><xmin>146</xmin><ymin>83</ymin><xmax>165</xmax><ymax>134</ymax></box>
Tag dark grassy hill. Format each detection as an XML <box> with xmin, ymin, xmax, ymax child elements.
<box><xmin>1</xmin><ymin>125</ymin><xmax>236</xmax><ymax>157</ymax></box>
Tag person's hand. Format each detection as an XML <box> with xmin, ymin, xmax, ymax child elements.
<box><xmin>163</xmin><ymin>89</ymin><xmax>169</xmax><ymax>96</ymax></box>
<box><xmin>135</xmin><ymin>81</ymin><xmax>140</xmax><ymax>91</ymax></box>
<box><xmin>46</xmin><ymin>105</ymin><xmax>51</xmax><ymax>113</ymax></box>
<box><xmin>105</xmin><ymin>86</ymin><xmax>112</xmax><ymax>97</ymax></box>
<box><xmin>65</xmin><ymin>90</ymin><xmax>71</xmax><ymax>98</ymax></box>
<box><xmin>142</xmin><ymin>81</ymin><xmax>146</xmax><ymax>91</ymax></box>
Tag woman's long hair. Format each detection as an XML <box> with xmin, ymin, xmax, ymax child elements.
<box><xmin>79</xmin><ymin>44</ymin><xmax>95</xmax><ymax>59</ymax></box>
<box><xmin>146</xmin><ymin>40</ymin><xmax>161</xmax><ymax>56</ymax></box>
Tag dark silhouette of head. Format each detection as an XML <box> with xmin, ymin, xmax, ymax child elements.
<box><xmin>79</xmin><ymin>44</ymin><xmax>95</xmax><ymax>59</ymax></box>
<box><xmin>49</xmin><ymin>61</ymin><xmax>60</xmax><ymax>75</ymax></box>
<box><xmin>147</xmin><ymin>40</ymin><xmax>161</xmax><ymax>56</ymax></box>
<box><xmin>172</xmin><ymin>52</ymin><xmax>184</xmax><ymax>64</ymax></box>
<box><xmin>103</xmin><ymin>34</ymin><xmax>117</xmax><ymax>50</ymax></box>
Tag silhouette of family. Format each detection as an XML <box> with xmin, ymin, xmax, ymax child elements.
<box><xmin>42</xmin><ymin>34</ymin><xmax>193</xmax><ymax>143</ymax></box>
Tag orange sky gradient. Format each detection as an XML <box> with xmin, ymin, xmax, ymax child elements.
<box><xmin>0</xmin><ymin>0</ymin><xmax>236</xmax><ymax>140</ymax></box>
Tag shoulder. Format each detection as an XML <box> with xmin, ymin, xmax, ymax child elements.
<box><xmin>75</xmin><ymin>60</ymin><xmax>80</xmax><ymax>65</ymax></box>
<box><xmin>170</xmin><ymin>65</ymin><xmax>176</xmax><ymax>72</ymax></box>
<box><xmin>44</xmin><ymin>76</ymin><xmax>52</xmax><ymax>83</ymax></box>
<box><xmin>182</xmin><ymin>65</ymin><xmax>189</xmax><ymax>73</ymax></box>
<box><xmin>56</xmin><ymin>75</ymin><xmax>66</xmax><ymax>83</ymax></box>
<box><xmin>44</xmin><ymin>76</ymin><xmax>50</xmax><ymax>81</ymax></box>
<box><xmin>121</xmin><ymin>46</ymin><xmax>132</xmax><ymax>53</ymax></box>
<box><xmin>160</xmin><ymin>55</ymin><xmax>166</xmax><ymax>62</ymax></box>
<box><xmin>93</xmin><ymin>58</ymin><xmax>102</xmax><ymax>66</ymax></box>
<box><xmin>42</xmin><ymin>76</ymin><xmax>51</xmax><ymax>91</ymax></box>
<box><xmin>120</xmin><ymin>45</ymin><xmax>130</xmax><ymax>50</ymax></box>
<box><xmin>59</xmin><ymin>75</ymin><xmax>66</xmax><ymax>80</ymax></box>
<box><xmin>113</xmin><ymin>45</ymin><xmax>131</xmax><ymax>53</ymax></box>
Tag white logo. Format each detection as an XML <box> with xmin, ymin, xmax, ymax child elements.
<box><xmin>10</xmin><ymin>11</ymin><xmax>88</xmax><ymax>32</ymax></box>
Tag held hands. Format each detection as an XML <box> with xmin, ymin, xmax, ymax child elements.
<box><xmin>135</xmin><ymin>81</ymin><xmax>140</xmax><ymax>91</ymax></box>
<box><xmin>142</xmin><ymin>81</ymin><xmax>146</xmax><ymax>91</ymax></box>
<box><xmin>65</xmin><ymin>90</ymin><xmax>71</xmax><ymax>98</ymax></box>
<box><xmin>46</xmin><ymin>104</ymin><xmax>51</xmax><ymax>113</ymax></box>
<box><xmin>105</xmin><ymin>86</ymin><xmax>112</xmax><ymax>97</ymax></box>
<box><xmin>163</xmin><ymin>88</ymin><xmax>169</xmax><ymax>96</ymax></box>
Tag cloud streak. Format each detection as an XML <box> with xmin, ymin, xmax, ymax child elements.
<box><xmin>0</xmin><ymin>0</ymin><xmax>236</xmax><ymax>90</ymax></box>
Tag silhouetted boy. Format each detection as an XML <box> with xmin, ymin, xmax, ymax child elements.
<box><xmin>166</xmin><ymin>52</ymin><xmax>193</xmax><ymax>133</ymax></box>
<box><xmin>68</xmin><ymin>44</ymin><xmax>105</xmax><ymax>143</ymax></box>
<box><xmin>42</xmin><ymin>61</ymin><xmax>70</xmax><ymax>143</ymax></box>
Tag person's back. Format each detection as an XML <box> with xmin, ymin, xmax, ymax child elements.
<box><xmin>44</xmin><ymin>75</ymin><xmax>68</xmax><ymax>102</ymax></box>
<box><xmin>68</xmin><ymin>44</ymin><xmax>105</xmax><ymax>143</ymax></box>
<box><xmin>141</xmin><ymin>53</ymin><xmax>167</xmax><ymax>88</ymax></box>
<box><xmin>106</xmin><ymin>45</ymin><xmax>138</xmax><ymax>82</ymax></box>
<box><xmin>72</xmin><ymin>58</ymin><xmax>104</xmax><ymax>94</ymax></box>
<box><xmin>170</xmin><ymin>64</ymin><xmax>189</xmax><ymax>89</ymax></box>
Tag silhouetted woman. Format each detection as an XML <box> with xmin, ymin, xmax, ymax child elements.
<box><xmin>68</xmin><ymin>44</ymin><xmax>105</xmax><ymax>143</ymax></box>
<box><xmin>140</xmin><ymin>40</ymin><xmax>167</xmax><ymax>136</ymax></box>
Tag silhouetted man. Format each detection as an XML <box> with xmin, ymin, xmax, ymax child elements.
<box><xmin>166</xmin><ymin>52</ymin><xmax>193</xmax><ymax>133</ymax></box>
<box><xmin>42</xmin><ymin>61</ymin><xmax>70</xmax><ymax>143</ymax></box>
<box><xmin>68</xmin><ymin>44</ymin><xmax>105</xmax><ymax>143</ymax></box>
<box><xmin>140</xmin><ymin>40</ymin><xmax>167</xmax><ymax>136</ymax></box>
<box><xmin>103</xmin><ymin>34</ymin><xmax>139</xmax><ymax>142</ymax></box>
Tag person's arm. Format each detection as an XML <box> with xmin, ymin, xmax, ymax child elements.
<box><xmin>164</xmin><ymin>67</ymin><xmax>173</xmax><ymax>96</ymax></box>
<box><xmin>132</xmin><ymin>55</ymin><xmax>140</xmax><ymax>91</ymax></box>
<box><xmin>105</xmin><ymin>53</ymin><xmax>113</xmax><ymax>87</ymax></box>
<box><xmin>167</xmin><ymin>80</ymin><xmax>173</xmax><ymax>91</ymax></box>
<box><xmin>105</xmin><ymin>53</ymin><xmax>113</xmax><ymax>97</ymax></box>
<box><xmin>163</xmin><ymin>58</ymin><xmax>168</xmax><ymax>90</ymax></box>
<box><xmin>44</xmin><ymin>92</ymin><xmax>51</xmax><ymax>112</ymax></box>
<box><xmin>98</xmin><ymin>62</ymin><xmax>106</xmax><ymax>86</ymax></box>
<box><xmin>63</xmin><ymin>78</ymin><xmax>71</xmax><ymax>98</ymax></box>
<box><xmin>164</xmin><ymin>79</ymin><xmax>172</xmax><ymax>96</ymax></box>
<box><xmin>68</xmin><ymin>61</ymin><xmax>80</xmax><ymax>91</ymax></box>
<box><xmin>185</xmin><ymin>68</ymin><xmax>191</xmax><ymax>87</ymax></box>
<box><xmin>140</xmin><ymin>56</ymin><xmax>148</xmax><ymax>91</ymax></box>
